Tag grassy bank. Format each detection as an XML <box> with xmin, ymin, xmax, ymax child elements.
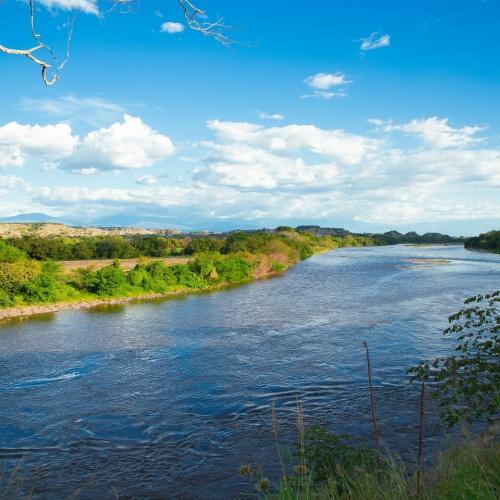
<box><xmin>0</xmin><ymin>230</ymin><xmax>375</xmax><ymax>319</ymax></box>
<box><xmin>253</xmin><ymin>439</ymin><xmax>499</xmax><ymax>499</ymax></box>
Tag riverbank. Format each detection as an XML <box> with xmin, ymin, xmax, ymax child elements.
<box><xmin>0</xmin><ymin>272</ymin><xmax>283</xmax><ymax>322</ymax></box>
<box><xmin>0</xmin><ymin>261</ymin><xmax>297</xmax><ymax>322</ymax></box>
<box><xmin>0</xmin><ymin>231</ymin><xmax>377</xmax><ymax>322</ymax></box>
<box><xmin>0</xmin><ymin>288</ymin><xmax>194</xmax><ymax>322</ymax></box>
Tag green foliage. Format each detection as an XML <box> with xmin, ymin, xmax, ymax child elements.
<box><xmin>22</xmin><ymin>261</ymin><xmax>77</xmax><ymax>303</ymax></box>
<box><xmin>8</xmin><ymin>236</ymin><xmax>74</xmax><ymax>260</ymax></box>
<box><xmin>171</xmin><ymin>264</ymin><xmax>206</xmax><ymax>288</ymax></box>
<box><xmin>0</xmin><ymin>239</ymin><xmax>27</xmax><ymax>262</ymax></box>
<box><xmin>189</xmin><ymin>253</ymin><xmax>220</xmax><ymax>281</ymax></box>
<box><xmin>223</xmin><ymin>232</ymin><xmax>276</xmax><ymax>254</ymax></box>
<box><xmin>81</xmin><ymin>261</ymin><xmax>128</xmax><ymax>296</ymax></box>
<box><xmin>185</xmin><ymin>237</ymin><xmax>224</xmax><ymax>255</ymax></box>
<box><xmin>222</xmin><ymin>231</ymin><xmax>315</xmax><ymax>261</ymax></box>
<box><xmin>253</xmin><ymin>438</ymin><xmax>499</xmax><ymax>499</ymax></box>
<box><xmin>214</xmin><ymin>254</ymin><xmax>253</xmax><ymax>283</ymax></box>
<box><xmin>465</xmin><ymin>230</ymin><xmax>500</xmax><ymax>254</ymax></box>
<box><xmin>271</xmin><ymin>262</ymin><xmax>287</xmax><ymax>272</ymax></box>
<box><xmin>7</xmin><ymin>235</ymin><xmax>182</xmax><ymax>260</ymax></box>
<box><xmin>0</xmin><ymin>227</ymin><xmax>363</xmax><ymax>308</ymax></box>
<box><xmin>127</xmin><ymin>261</ymin><xmax>177</xmax><ymax>292</ymax></box>
<box><xmin>0</xmin><ymin>260</ymin><xmax>40</xmax><ymax>296</ymax></box>
<box><xmin>299</xmin><ymin>426</ymin><xmax>376</xmax><ymax>486</ymax></box>
<box><xmin>426</xmin><ymin>441</ymin><xmax>500</xmax><ymax>499</ymax></box>
<box><xmin>409</xmin><ymin>291</ymin><xmax>499</xmax><ymax>427</ymax></box>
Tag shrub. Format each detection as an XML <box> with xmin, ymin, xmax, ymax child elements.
<box><xmin>185</xmin><ymin>237</ymin><xmax>223</xmax><ymax>255</ymax></box>
<box><xmin>215</xmin><ymin>254</ymin><xmax>252</xmax><ymax>283</ymax></box>
<box><xmin>173</xmin><ymin>264</ymin><xmax>207</xmax><ymax>288</ymax></box>
<box><xmin>410</xmin><ymin>291</ymin><xmax>499</xmax><ymax>427</ymax></box>
<box><xmin>189</xmin><ymin>253</ymin><xmax>220</xmax><ymax>281</ymax></box>
<box><xmin>127</xmin><ymin>262</ymin><xmax>176</xmax><ymax>293</ymax></box>
<box><xmin>83</xmin><ymin>261</ymin><xmax>128</xmax><ymax>296</ymax></box>
<box><xmin>22</xmin><ymin>262</ymin><xmax>78</xmax><ymax>303</ymax></box>
<box><xmin>0</xmin><ymin>240</ymin><xmax>27</xmax><ymax>262</ymax></box>
<box><xmin>0</xmin><ymin>260</ymin><xmax>40</xmax><ymax>296</ymax></box>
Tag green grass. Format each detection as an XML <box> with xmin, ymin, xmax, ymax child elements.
<box><xmin>255</xmin><ymin>440</ymin><xmax>499</xmax><ymax>499</ymax></box>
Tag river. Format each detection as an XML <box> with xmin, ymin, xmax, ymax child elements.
<box><xmin>0</xmin><ymin>245</ymin><xmax>499</xmax><ymax>498</ymax></box>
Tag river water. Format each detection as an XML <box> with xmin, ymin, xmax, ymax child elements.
<box><xmin>0</xmin><ymin>245</ymin><xmax>499</xmax><ymax>498</ymax></box>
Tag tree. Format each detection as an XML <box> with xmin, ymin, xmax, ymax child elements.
<box><xmin>409</xmin><ymin>291</ymin><xmax>499</xmax><ymax>427</ymax></box>
<box><xmin>0</xmin><ymin>0</ymin><xmax>231</xmax><ymax>85</ymax></box>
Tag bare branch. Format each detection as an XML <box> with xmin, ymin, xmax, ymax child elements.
<box><xmin>177</xmin><ymin>0</ymin><xmax>233</xmax><ymax>46</ymax></box>
<box><xmin>0</xmin><ymin>0</ymin><xmax>74</xmax><ymax>86</ymax></box>
<box><xmin>1</xmin><ymin>0</ymin><xmax>232</xmax><ymax>85</ymax></box>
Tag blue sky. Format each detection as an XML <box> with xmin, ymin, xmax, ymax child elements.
<box><xmin>0</xmin><ymin>0</ymin><xmax>499</xmax><ymax>234</ymax></box>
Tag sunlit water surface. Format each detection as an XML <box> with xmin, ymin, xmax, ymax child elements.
<box><xmin>1</xmin><ymin>245</ymin><xmax>499</xmax><ymax>498</ymax></box>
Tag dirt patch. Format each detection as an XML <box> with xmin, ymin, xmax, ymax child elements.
<box><xmin>60</xmin><ymin>257</ymin><xmax>191</xmax><ymax>274</ymax></box>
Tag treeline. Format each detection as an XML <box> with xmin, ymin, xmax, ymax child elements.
<box><xmin>372</xmin><ymin>231</ymin><xmax>464</xmax><ymax>246</ymax></box>
<box><xmin>0</xmin><ymin>231</ymin><xmax>375</xmax><ymax>307</ymax></box>
<box><xmin>6</xmin><ymin>235</ymin><xmax>184</xmax><ymax>260</ymax></box>
<box><xmin>464</xmin><ymin>230</ymin><xmax>500</xmax><ymax>254</ymax></box>
<box><xmin>4</xmin><ymin>231</ymin><xmax>375</xmax><ymax>262</ymax></box>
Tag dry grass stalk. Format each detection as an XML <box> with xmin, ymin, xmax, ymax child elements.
<box><xmin>363</xmin><ymin>340</ymin><xmax>382</xmax><ymax>483</ymax></box>
<box><xmin>416</xmin><ymin>382</ymin><xmax>425</xmax><ymax>497</ymax></box>
<box><xmin>271</xmin><ymin>400</ymin><xmax>286</xmax><ymax>478</ymax></box>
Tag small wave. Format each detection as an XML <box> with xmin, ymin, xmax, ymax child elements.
<box><xmin>4</xmin><ymin>372</ymin><xmax>82</xmax><ymax>391</ymax></box>
<box><xmin>2</xmin><ymin>353</ymin><xmax>106</xmax><ymax>392</ymax></box>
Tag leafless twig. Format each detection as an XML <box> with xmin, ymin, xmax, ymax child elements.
<box><xmin>0</xmin><ymin>0</ymin><xmax>74</xmax><ymax>86</ymax></box>
<box><xmin>1</xmin><ymin>0</ymin><xmax>232</xmax><ymax>85</ymax></box>
<box><xmin>177</xmin><ymin>0</ymin><xmax>233</xmax><ymax>46</ymax></box>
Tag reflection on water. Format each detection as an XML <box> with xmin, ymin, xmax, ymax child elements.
<box><xmin>0</xmin><ymin>245</ymin><xmax>499</xmax><ymax>498</ymax></box>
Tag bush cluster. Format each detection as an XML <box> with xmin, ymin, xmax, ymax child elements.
<box><xmin>0</xmin><ymin>230</ymin><xmax>375</xmax><ymax>307</ymax></box>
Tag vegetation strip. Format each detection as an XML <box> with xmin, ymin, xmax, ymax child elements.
<box><xmin>0</xmin><ymin>229</ymin><xmax>374</xmax><ymax>320</ymax></box>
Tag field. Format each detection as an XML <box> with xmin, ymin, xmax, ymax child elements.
<box><xmin>60</xmin><ymin>257</ymin><xmax>192</xmax><ymax>273</ymax></box>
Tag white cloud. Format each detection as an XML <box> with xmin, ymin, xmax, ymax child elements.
<box><xmin>305</xmin><ymin>73</ymin><xmax>351</xmax><ymax>90</ymax></box>
<box><xmin>206</xmin><ymin>120</ymin><xmax>377</xmax><ymax>165</ymax></box>
<box><xmin>0</xmin><ymin>175</ymin><xmax>28</xmax><ymax>199</ymax></box>
<box><xmin>136</xmin><ymin>175</ymin><xmax>157</xmax><ymax>185</ymax></box>
<box><xmin>367</xmin><ymin>118</ymin><xmax>386</xmax><ymax>126</ymax></box>
<box><xmin>12</xmin><ymin>115</ymin><xmax>500</xmax><ymax>230</ymax></box>
<box><xmin>257</xmin><ymin>112</ymin><xmax>284</xmax><ymax>121</ymax></box>
<box><xmin>360</xmin><ymin>32</ymin><xmax>391</xmax><ymax>51</ymax></box>
<box><xmin>0</xmin><ymin>175</ymin><xmax>26</xmax><ymax>189</ymax></box>
<box><xmin>0</xmin><ymin>121</ymin><xmax>78</xmax><ymax>168</ymax></box>
<box><xmin>300</xmin><ymin>90</ymin><xmax>348</xmax><ymax>100</ymax></box>
<box><xmin>383</xmin><ymin>117</ymin><xmax>484</xmax><ymax>149</ymax></box>
<box><xmin>303</xmin><ymin>73</ymin><xmax>351</xmax><ymax>100</ymax></box>
<box><xmin>37</xmin><ymin>0</ymin><xmax>99</xmax><ymax>15</ymax></box>
<box><xmin>160</xmin><ymin>22</ymin><xmax>185</xmax><ymax>34</ymax></box>
<box><xmin>63</xmin><ymin>114</ymin><xmax>175</xmax><ymax>171</ymax></box>
<box><xmin>72</xmin><ymin>167</ymin><xmax>99</xmax><ymax>176</ymax></box>
<box><xmin>20</xmin><ymin>94</ymin><xmax>126</xmax><ymax>127</ymax></box>
<box><xmin>196</xmin><ymin>142</ymin><xmax>340</xmax><ymax>190</ymax></box>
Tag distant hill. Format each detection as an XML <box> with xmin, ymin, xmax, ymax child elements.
<box><xmin>464</xmin><ymin>230</ymin><xmax>500</xmax><ymax>254</ymax></box>
<box><xmin>0</xmin><ymin>222</ymin><xmax>180</xmax><ymax>238</ymax></box>
<box><xmin>0</xmin><ymin>219</ymin><xmax>468</xmax><ymax>244</ymax></box>
<box><xmin>374</xmin><ymin>231</ymin><xmax>465</xmax><ymax>245</ymax></box>
<box><xmin>294</xmin><ymin>226</ymin><xmax>464</xmax><ymax>245</ymax></box>
<box><xmin>0</xmin><ymin>213</ymin><xmax>69</xmax><ymax>224</ymax></box>
<box><xmin>295</xmin><ymin>225</ymin><xmax>350</xmax><ymax>236</ymax></box>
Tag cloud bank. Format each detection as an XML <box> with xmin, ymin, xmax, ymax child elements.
<box><xmin>2</xmin><ymin>114</ymin><xmax>499</xmax><ymax>230</ymax></box>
